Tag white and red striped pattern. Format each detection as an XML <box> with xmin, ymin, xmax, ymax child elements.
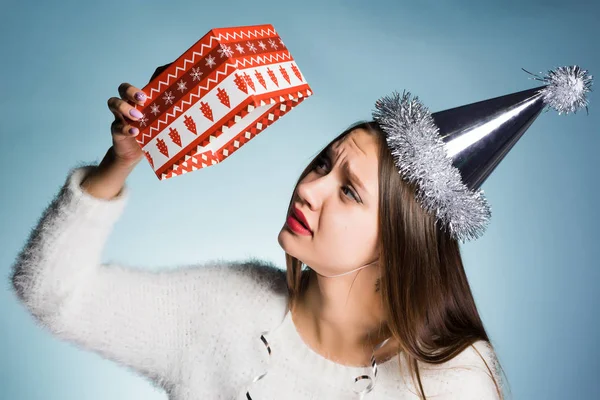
<box><xmin>130</xmin><ymin>24</ymin><xmax>312</xmax><ymax>180</ymax></box>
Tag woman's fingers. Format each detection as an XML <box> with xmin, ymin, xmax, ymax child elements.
<box><xmin>107</xmin><ymin>95</ymin><xmax>145</xmax><ymax>124</ymax></box>
<box><xmin>102</xmin><ymin>64</ymin><xmax>174</xmax><ymax>168</ymax></box>
<box><xmin>110</xmin><ymin>111</ymin><xmax>139</xmax><ymax>138</ymax></box>
<box><xmin>107</xmin><ymin>83</ymin><xmax>146</xmax><ymax>125</ymax></box>
<box><xmin>109</xmin><ymin>92</ymin><xmax>143</xmax><ymax>164</ymax></box>
<box><xmin>109</xmin><ymin>115</ymin><xmax>142</xmax><ymax>163</ymax></box>
<box><xmin>108</xmin><ymin>83</ymin><xmax>146</xmax><ymax>142</ymax></box>
<box><xmin>118</xmin><ymin>82</ymin><xmax>147</xmax><ymax>104</ymax></box>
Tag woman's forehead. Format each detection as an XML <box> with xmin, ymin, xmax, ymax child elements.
<box><xmin>330</xmin><ymin>129</ymin><xmax>380</xmax><ymax>198</ymax></box>
<box><xmin>332</xmin><ymin>128</ymin><xmax>379</xmax><ymax>157</ymax></box>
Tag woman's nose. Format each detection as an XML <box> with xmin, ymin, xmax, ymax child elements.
<box><xmin>296</xmin><ymin>175</ymin><xmax>330</xmax><ymax>209</ymax></box>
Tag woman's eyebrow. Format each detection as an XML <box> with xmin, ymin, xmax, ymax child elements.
<box><xmin>327</xmin><ymin>146</ymin><xmax>369</xmax><ymax>196</ymax></box>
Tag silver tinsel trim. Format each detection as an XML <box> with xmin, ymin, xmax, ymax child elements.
<box><xmin>523</xmin><ymin>65</ymin><xmax>593</xmax><ymax>115</ymax></box>
<box><xmin>372</xmin><ymin>91</ymin><xmax>491</xmax><ymax>242</ymax></box>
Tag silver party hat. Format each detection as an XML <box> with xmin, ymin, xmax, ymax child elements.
<box><xmin>373</xmin><ymin>65</ymin><xmax>593</xmax><ymax>242</ymax></box>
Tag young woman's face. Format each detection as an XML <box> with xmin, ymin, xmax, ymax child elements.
<box><xmin>278</xmin><ymin>128</ymin><xmax>381</xmax><ymax>277</ymax></box>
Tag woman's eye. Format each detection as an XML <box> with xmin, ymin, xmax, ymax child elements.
<box><xmin>341</xmin><ymin>186</ymin><xmax>359</xmax><ymax>201</ymax></box>
<box><xmin>314</xmin><ymin>156</ymin><xmax>360</xmax><ymax>202</ymax></box>
<box><xmin>314</xmin><ymin>155</ymin><xmax>328</xmax><ymax>171</ymax></box>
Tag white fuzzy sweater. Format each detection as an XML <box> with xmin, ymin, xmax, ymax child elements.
<box><xmin>10</xmin><ymin>165</ymin><xmax>503</xmax><ymax>399</ymax></box>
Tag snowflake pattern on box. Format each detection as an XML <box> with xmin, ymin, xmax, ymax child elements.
<box><xmin>127</xmin><ymin>24</ymin><xmax>312</xmax><ymax>180</ymax></box>
<box><xmin>133</xmin><ymin>39</ymin><xmax>293</xmax><ymax>136</ymax></box>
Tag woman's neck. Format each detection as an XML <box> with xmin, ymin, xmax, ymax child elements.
<box><xmin>291</xmin><ymin>269</ymin><xmax>397</xmax><ymax>367</ymax></box>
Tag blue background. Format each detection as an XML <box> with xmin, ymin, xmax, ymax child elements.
<box><xmin>1</xmin><ymin>0</ymin><xmax>598</xmax><ymax>398</ymax></box>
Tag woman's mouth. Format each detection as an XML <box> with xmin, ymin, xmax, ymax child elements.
<box><xmin>286</xmin><ymin>214</ymin><xmax>312</xmax><ymax>236</ymax></box>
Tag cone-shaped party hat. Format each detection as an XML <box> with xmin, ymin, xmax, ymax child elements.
<box><xmin>373</xmin><ymin>66</ymin><xmax>593</xmax><ymax>242</ymax></box>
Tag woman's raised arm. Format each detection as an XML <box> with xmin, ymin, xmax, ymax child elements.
<box><xmin>9</xmin><ymin>164</ymin><xmax>247</xmax><ymax>388</ymax></box>
<box><xmin>9</xmin><ymin>66</ymin><xmax>261</xmax><ymax>389</ymax></box>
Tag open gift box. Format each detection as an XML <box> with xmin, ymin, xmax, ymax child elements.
<box><xmin>129</xmin><ymin>24</ymin><xmax>313</xmax><ymax>180</ymax></box>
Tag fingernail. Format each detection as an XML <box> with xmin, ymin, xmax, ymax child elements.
<box><xmin>129</xmin><ymin>127</ymin><xmax>139</xmax><ymax>135</ymax></box>
<box><xmin>129</xmin><ymin>108</ymin><xmax>143</xmax><ymax>119</ymax></box>
<box><xmin>134</xmin><ymin>92</ymin><xmax>146</xmax><ymax>102</ymax></box>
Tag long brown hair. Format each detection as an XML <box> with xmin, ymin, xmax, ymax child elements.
<box><xmin>283</xmin><ymin>121</ymin><xmax>510</xmax><ymax>399</ymax></box>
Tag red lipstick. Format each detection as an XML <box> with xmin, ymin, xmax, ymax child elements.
<box><xmin>287</xmin><ymin>206</ymin><xmax>312</xmax><ymax>236</ymax></box>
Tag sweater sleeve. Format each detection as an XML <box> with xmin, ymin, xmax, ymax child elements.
<box><xmin>8</xmin><ymin>165</ymin><xmax>262</xmax><ymax>390</ymax></box>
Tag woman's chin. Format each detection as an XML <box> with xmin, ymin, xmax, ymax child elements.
<box><xmin>277</xmin><ymin>229</ymin><xmax>306</xmax><ymax>262</ymax></box>
<box><xmin>277</xmin><ymin>227</ymin><xmax>293</xmax><ymax>251</ymax></box>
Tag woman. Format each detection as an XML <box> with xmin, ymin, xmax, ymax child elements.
<box><xmin>15</xmin><ymin>63</ymin><xmax>591</xmax><ymax>399</ymax></box>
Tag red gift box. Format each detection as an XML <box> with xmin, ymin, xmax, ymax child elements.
<box><xmin>129</xmin><ymin>24</ymin><xmax>313</xmax><ymax>180</ymax></box>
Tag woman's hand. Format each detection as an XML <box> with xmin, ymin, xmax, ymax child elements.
<box><xmin>81</xmin><ymin>63</ymin><xmax>172</xmax><ymax>199</ymax></box>
<box><xmin>106</xmin><ymin>82</ymin><xmax>147</xmax><ymax>167</ymax></box>
<box><xmin>107</xmin><ymin>63</ymin><xmax>172</xmax><ymax>167</ymax></box>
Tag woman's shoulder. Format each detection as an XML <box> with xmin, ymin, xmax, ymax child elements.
<box><xmin>430</xmin><ymin>339</ymin><xmax>500</xmax><ymax>375</ymax></box>
<box><xmin>453</xmin><ymin>339</ymin><xmax>497</xmax><ymax>363</ymax></box>
<box><xmin>184</xmin><ymin>256</ymin><xmax>288</xmax><ymax>299</ymax></box>
<box><xmin>222</xmin><ymin>256</ymin><xmax>288</xmax><ymax>296</ymax></box>
<box><xmin>418</xmin><ymin>340</ymin><xmax>503</xmax><ymax>398</ymax></box>
<box><xmin>204</xmin><ymin>257</ymin><xmax>289</xmax><ymax>329</ymax></box>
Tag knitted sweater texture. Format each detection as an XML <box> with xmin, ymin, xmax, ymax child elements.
<box><xmin>10</xmin><ymin>166</ymin><xmax>503</xmax><ymax>399</ymax></box>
